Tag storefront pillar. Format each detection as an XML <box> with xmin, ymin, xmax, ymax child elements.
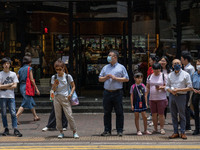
<box><xmin>128</xmin><ymin>0</ymin><xmax>133</xmax><ymax>87</ymax></box>
<box><xmin>176</xmin><ymin>0</ymin><xmax>182</xmax><ymax>59</ymax></box>
<box><xmin>69</xmin><ymin>2</ymin><xmax>74</xmax><ymax>75</ymax></box>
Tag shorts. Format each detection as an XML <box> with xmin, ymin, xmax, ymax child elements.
<box><xmin>149</xmin><ymin>100</ymin><xmax>167</xmax><ymax>115</ymax></box>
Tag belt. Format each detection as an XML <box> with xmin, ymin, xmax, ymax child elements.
<box><xmin>105</xmin><ymin>89</ymin><xmax>121</xmax><ymax>92</ymax></box>
<box><xmin>176</xmin><ymin>93</ymin><xmax>186</xmax><ymax>96</ymax></box>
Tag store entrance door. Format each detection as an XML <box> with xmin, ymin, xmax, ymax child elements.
<box><xmin>74</xmin><ymin>21</ymin><xmax>128</xmax><ymax>97</ymax></box>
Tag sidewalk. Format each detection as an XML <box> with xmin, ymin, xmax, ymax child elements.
<box><xmin>0</xmin><ymin>113</ymin><xmax>199</xmax><ymax>143</ymax></box>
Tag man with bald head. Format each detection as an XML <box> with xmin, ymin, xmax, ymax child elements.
<box><xmin>166</xmin><ymin>59</ymin><xmax>192</xmax><ymax>139</ymax></box>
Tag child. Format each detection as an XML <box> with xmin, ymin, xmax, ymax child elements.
<box><xmin>51</xmin><ymin>59</ymin><xmax>79</xmax><ymax>139</ymax></box>
<box><xmin>0</xmin><ymin>58</ymin><xmax>22</xmax><ymax>137</ymax></box>
<box><xmin>130</xmin><ymin>72</ymin><xmax>152</xmax><ymax>136</ymax></box>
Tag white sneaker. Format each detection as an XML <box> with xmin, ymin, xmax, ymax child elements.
<box><xmin>73</xmin><ymin>132</ymin><xmax>79</xmax><ymax>139</ymax></box>
<box><xmin>42</xmin><ymin>127</ymin><xmax>48</xmax><ymax>132</ymax></box>
<box><xmin>58</xmin><ymin>133</ymin><xmax>64</xmax><ymax>139</ymax></box>
<box><xmin>147</xmin><ymin>116</ymin><xmax>152</xmax><ymax>121</ymax></box>
<box><xmin>149</xmin><ymin>122</ymin><xmax>154</xmax><ymax>127</ymax></box>
<box><xmin>63</xmin><ymin>128</ymin><xmax>67</xmax><ymax>131</ymax></box>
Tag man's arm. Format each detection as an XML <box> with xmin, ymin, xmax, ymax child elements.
<box><xmin>0</xmin><ymin>83</ymin><xmax>13</xmax><ymax>89</ymax></box>
<box><xmin>99</xmin><ymin>75</ymin><xmax>110</xmax><ymax>82</ymax></box>
<box><xmin>6</xmin><ymin>83</ymin><xmax>17</xmax><ymax>90</ymax></box>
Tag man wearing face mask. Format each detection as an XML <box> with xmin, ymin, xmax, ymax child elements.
<box><xmin>99</xmin><ymin>50</ymin><xmax>129</xmax><ymax>137</ymax></box>
<box><xmin>166</xmin><ymin>59</ymin><xmax>192</xmax><ymax>139</ymax></box>
<box><xmin>191</xmin><ymin>59</ymin><xmax>200</xmax><ymax>135</ymax></box>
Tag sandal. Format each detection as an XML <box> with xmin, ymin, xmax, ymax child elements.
<box><xmin>144</xmin><ymin>130</ymin><xmax>152</xmax><ymax>135</ymax></box>
<box><xmin>160</xmin><ymin>129</ymin><xmax>165</xmax><ymax>135</ymax></box>
<box><xmin>152</xmin><ymin>130</ymin><xmax>158</xmax><ymax>134</ymax></box>
<box><xmin>34</xmin><ymin>117</ymin><xmax>40</xmax><ymax>121</ymax></box>
<box><xmin>137</xmin><ymin>131</ymin><xmax>143</xmax><ymax>136</ymax></box>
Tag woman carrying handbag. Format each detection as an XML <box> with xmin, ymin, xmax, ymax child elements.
<box><xmin>16</xmin><ymin>56</ymin><xmax>40</xmax><ymax>124</ymax></box>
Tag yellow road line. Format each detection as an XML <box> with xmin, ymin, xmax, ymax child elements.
<box><xmin>1</xmin><ymin>145</ymin><xmax>200</xmax><ymax>150</ymax></box>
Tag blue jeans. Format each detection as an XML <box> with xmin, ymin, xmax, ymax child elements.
<box><xmin>103</xmin><ymin>90</ymin><xmax>124</xmax><ymax>133</ymax></box>
<box><xmin>0</xmin><ymin>98</ymin><xmax>17</xmax><ymax>128</ymax></box>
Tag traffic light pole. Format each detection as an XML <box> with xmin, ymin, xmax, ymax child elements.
<box><xmin>176</xmin><ymin>0</ymin><xmax>182</xmax><ymax>59</ymax></box>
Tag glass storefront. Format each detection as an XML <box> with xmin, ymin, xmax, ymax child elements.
<box><xmin>0</xmin><ymin>0</ymin><xmax>200</xmax><ymax>96</ymax></box>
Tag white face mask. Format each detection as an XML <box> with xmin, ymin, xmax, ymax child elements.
<box><xmin>196</xmin><ymin>65</ymin><xmax>200</xmax><ymax>71</ymax></box>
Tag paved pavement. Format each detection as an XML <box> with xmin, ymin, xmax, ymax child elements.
<box><xmin>0</xmin><ymin>112</ymin><xmax>200</xmax><ymax>144</ymax></box>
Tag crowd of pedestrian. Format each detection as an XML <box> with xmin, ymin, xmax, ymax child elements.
<box><xmin>0</xmin><ymin>49</ymin><xmax>200</xmax><ymax>140</ymax></box>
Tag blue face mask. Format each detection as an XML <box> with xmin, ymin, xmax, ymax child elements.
<box><xmin>174</xmin><ymin>64</ymin><xmax>181</xmax><ymax>71</ymax></box>
<box><xmin>107</xmin><ymin>56</ymin><xmax>112</xmax><ymax>63</ymax></box>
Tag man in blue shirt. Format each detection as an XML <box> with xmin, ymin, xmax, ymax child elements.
<box><xmin>191</xmin><ymin>59</ymin><xmax>200</xmax><ymax>135</ymax></box>
<box><xmin>99</xmin><ymin>50</ymin><xmax>129</xmax><ymax>137</ymax></box>
<box><xmin>181</xmin><ymin>51</ymin><xmax>195</xmax><ymax>131</ymax></box>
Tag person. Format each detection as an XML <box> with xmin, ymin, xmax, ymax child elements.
<box><xmin>130</xmin><ymin>72</ymin><xmax>152</xmax><ymax>136</ymax></box>
<box><xmin>42</xmin><ymin>104</ymin><xmax>68</xmax><ymax>132</ymax></box>
<box><xmin>166</xmin><ymin>59</ymin><xmax>192</xmax><ymax>139</ymax></box>
<box><xmin>16</xmin><ymin>56</ymin><xmax>40</xmax><ymax>124</ymax></box>
<box><xmin>147</xmin><ymin>55</ymin><xmax>159</xmax><ymax>77</ymax></box>
<box><xmin>181</xmin><ymin>51</ymin><xmax>195</xmax><ymax>131</ymax></box>
<box><xmin>51</xmin><ymin>59</ymin><xmax>79</xmax><ymax>139</ymax></box>
<box><xmin>159</xmin><ymin>56</ymin><xmax>171</xmax><ymax>121</ymax></box>
<box><xmin>0</xmin><ymin>58</ymin><xmax>22</xmax><ymax>137</ymax></box>
<box><xmin>191</xmin><ymin>59</ymin><xmax>200</xmax><ymax>135</ymax></box>
<box><xmin>99</xmin><ymin>50</ymin><xmax>129</xmax><ymax>137</ymax></box>
<box><xmin>146</xmin><ymin>63</ymin><xmax>167</xmax><ymax>135</ymax></box>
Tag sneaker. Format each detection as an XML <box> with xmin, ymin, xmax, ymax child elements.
<box><xmin>14</xmin><ymin>129</ymin><xmax>22</xmax><ymax>137</ymax></box>
<box><xmin>42</xmin><ymin>127</ymin><xmax>48</xmax><ymax>132</ymax></box>
<box><xmin>117</xmin><ymin>132</ymin><xmax>123</xmax><ymax>137</ymax></box>
<box><xmin>144</xmin><ymin>130</ymin><xmax>152</xmax><ymax>135</ymax></box>
<box><xmin>101</xmin><ymin>131</ymin><xmax>111</xmax><ymax>136</ymax></box>
<box><xmin>147</xmin><ymin>116</ymin><xmax>152</xmax><ymax>121</ymax></box>
<box><xmin>73</xmin><ymin>132</ymin><xmax>79</xmax><ymax>139</ymax></box>
<box><xmin>63</xmin><ymin>128</ymin><xmax>67</xmax><ymax>131</ymax></box>
<box><xmin>2</xmin><ymin>128</ymin><xmax>9</xmax><ymax>136</ymax></box>
<box><xmin>149</xmin><ymin>122</ymin><xmax>154</xmax><ymax>127</ymax></box>
<box><xmin>58</xmin><ymin>133</ymin><xmax>64</xmax><ymax>139</ymax></box>
<box><xmin>160</xmin><ymin>129</ymin><xmax>166</xmax><ymax>135</ymax></box>
<box><xmin>137</xmin><ymin>131</ymin><xmax>142</xmax><ymax>136</ymax></box>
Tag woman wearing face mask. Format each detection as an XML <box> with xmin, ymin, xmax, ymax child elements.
<box><xmin>145</xmin><ymin>63</ymin><xmax>167</xmax><ymax>135</ymax></box>
<box><xmin>191</xmin><ymin>59</ymin><xmax>200</xmax><ymax>135</ymax></box>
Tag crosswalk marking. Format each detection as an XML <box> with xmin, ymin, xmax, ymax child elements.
<box><xmin>1</xmin><ymin>145</ymin><xmax>200</xmax><ymax>150</ymax></box>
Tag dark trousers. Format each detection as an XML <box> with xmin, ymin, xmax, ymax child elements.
<box><xmin>185</xmin><ymin>92</ymin><xmax>191</xmax><ymax>130</ymax></box>
<box><xmin>192</xmin><ymin>93</ymin><xmax>200</xmax><ymax>131</ymax></box>
<box><xmin>103</xmin><ymin>89</ymin><xmax>124</xmax><ymax>133</ymax></box>
<box><xmin>46</xmin><ymin>103</ymin><xmax>68</xmax><ymax>129</ymax></box>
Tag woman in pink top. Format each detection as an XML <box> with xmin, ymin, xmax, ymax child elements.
<box><xmin>145</xmin><ymin>63</ymin><xmax>167</xmax><ymax>135</ymax></box>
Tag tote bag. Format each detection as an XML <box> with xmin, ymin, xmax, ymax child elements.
<box><xmin>25</xmin><ymin>67</ymin><xmax>35</xmax><ymax>96</ymax></box>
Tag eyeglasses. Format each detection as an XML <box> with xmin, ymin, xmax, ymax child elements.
<box><xmin>55</xmin><ymin>68</ymin><xmax>62</xmax><ymax>71</ymax></box>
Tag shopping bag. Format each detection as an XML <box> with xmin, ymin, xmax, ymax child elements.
<box><xmin>25</xmin><ymin>67</ymin><xmax>35</xmax><ymax>96</ymax></box>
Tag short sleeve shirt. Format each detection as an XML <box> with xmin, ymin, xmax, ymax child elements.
<box><xmin>18</xmin><ymin>65</ymin><xmax>32</xmax><ymax>83</ymax></box>
<box><xmin>51</xmin><ymin>73</ymin><xmax>73</xmax><ymax>96</ymax></box>
<box><xmin>147</xmin><ymin>73</ymin><xmax>167</xmax><ymax>100</ymax></box>
<box><xmin>0</xmin><ymin>71</ymin><xmax>19</xmax><ymax>98</ymax></box>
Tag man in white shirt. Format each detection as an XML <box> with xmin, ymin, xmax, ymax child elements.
<box><xmin>0</xmin><ymin>58</ymin><xmax>22</xmax><ymax>137</ymax></box>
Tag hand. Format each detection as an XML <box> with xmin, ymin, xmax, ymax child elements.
<box><xmin>131</xmin><ymin>105</ymin><xmax>134</xmax><ymax>111</ymax></box>
<box><xmin>193</xmin><ymin>89</ymin><xmax>198</xmax><ymax>93</ymax></box>
<box><xmin>146</xmin><ymin>103</ymin><xmax>148</xmax><ymax>109</ymax></box>
<box><xmin>9</xmin><ymin>83</ymin><xmax>14</xmax><ymax>86</ymax></box>
<box><xmin>67</xmin><ymin>94</ymin><xmax>72</xmax><ymax>100</ymax></box>
<box><xmin>36</xmin><ymin>89</ymin><xmax>40</xmax><ymax>95</ymax></box>
<box><xmin>198</xmin><ymin>90</ymin><xmax>200</xmax><ymax>94</ymax></box>
<box><xmin>108</xmin><ymin>74</ymin><xmax>117</xmax><ymax>80</ymax></box>
<box><xmin>159</xmin><ymin>86</ymin><xmax>165</xmax><ymax>90</ymax></box>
